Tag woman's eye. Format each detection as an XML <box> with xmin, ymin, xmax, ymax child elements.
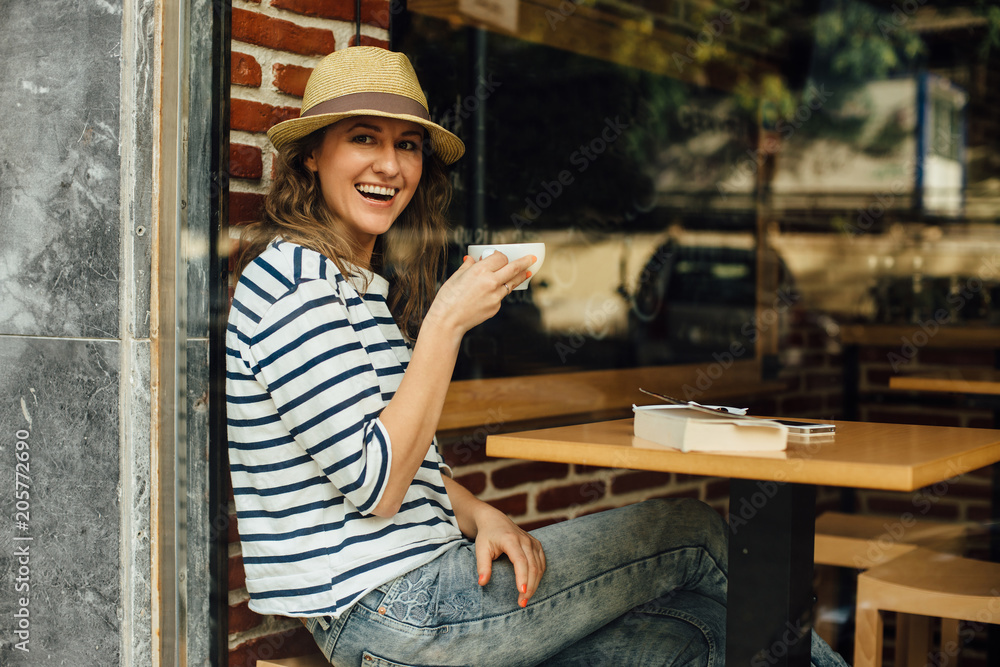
<box><xmin>398</xmin><ymin>140</ymin><xmax>422</xmax><ymax>152</ymax></box>
<box><xmin>352</xmin><ymin>134</ymin><xmax>374</xmax><ymax>144</ymax></box>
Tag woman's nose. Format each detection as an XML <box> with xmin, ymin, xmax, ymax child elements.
<box><xmin>372</xmin><ymin>144</ymin><xmax>400</xmax><ymax>176</ymax></box>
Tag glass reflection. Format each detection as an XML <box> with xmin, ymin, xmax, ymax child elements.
<box><xmin>396</xmin><ymin>0</ymin><xmax>1000</xmax><ymax>380</ymax></box>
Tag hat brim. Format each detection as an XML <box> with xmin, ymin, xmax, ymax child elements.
<box><xmin>267</xmin><ymin>109</ymin><xmax>466</xmax><ymax>165</ymax></box>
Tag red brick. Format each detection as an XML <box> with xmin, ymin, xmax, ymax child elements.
<box><xmin>232</xmin><ymin>7</ymin><xmax>335</xmax><ymax>56</ymax></box>
<box><xmin>491</xmin><ymin>461</ymin><xmax>569</xmax><ymax>489</ymax></box>
<box><xmin>228</xmin><ymin>599</ymin><xmax>264</xmax><ymax>633</ymax></box>
<box><xmin>228</xmin><ymin>627</ymin><xmax>318</xmax><ymax>667</ymax></box>
<box><xmin>231</xmin><ymin>51</ymin><xmax>262</xmax><ymax>87</ymax></box>
<box><xmin>652</xmin><ymin>487</ymin><xmax>701</xmax><ymax>502</ymax></box>
<box><xmin>610</xmin><ymin>470</ymin><xmax>672</xmax><ymax>495</ymax></box>
<box><xmin>454</xmin><ymin>471</ymin><xmax>487</xmax><ymax>495</ymax></box>
<box><xmin>938</xmin><ymin>480</ymin><xmax>991</xmax><ymax>500</ymax></box>
<box><xmin>536</xmin><ymin>481</ymin><xmax>606</xmax><ymax>512</ymax></box>
<box><xmin>348</xmin><ymin>34</ymin><xmax>389</xmax><ymax>48</ymax></box>
<box><xmin>516</xmin><ymin>517</ymin><xmax>566</xmax><ymax>531</ymax></box>
<box><xmin>273</xmin><ymin>63</ymin><xmax>313</xmax><ymax>98</ymax></box>
<box><xmin>231</xmin><ymin>97</ymin><xmax>300</xmax><ymax>134</ymax></box>
<box><xmin>230</xmin><ymin>191</ymin><xmax>266</xmax><ymax>225</ymax></box>
<box><xmin>230</xmin><ymin>143</ymin><xmax>263</xmax><ymax>180</ymax></box>
<box><xmin>229</xmin><ymin>553</ymin><xmax>246</xmax><ymax>591</ymax></box>
<box><xmin>271</xmin><ymin>0</ymin><xmax>392</xmax><ymax>30</ymax></box>
<box><xmin>440</xmin><ymin>436</ymin><xmax>490</xmax><ymax>467</ymax></box>
<box><xmin>487</xmin><ymin>493</ymin><xmax>527</xmax><ymax>516</ymax></box>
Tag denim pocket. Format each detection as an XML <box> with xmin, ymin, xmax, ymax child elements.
<box><xmin>360</xmin><ymin>650</ymin><xmax>453</xmax><ymax>667</ymax></box>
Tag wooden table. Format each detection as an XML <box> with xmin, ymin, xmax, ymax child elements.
<box><xmin>487</xmin><ymin>418</ymin><xmax>1000</xmax><ymax>667</ymax></box>
<box><xmin>889</xmin><ymin>368</ymin><xmax>1000</xmax><ymax>396</ymax></box>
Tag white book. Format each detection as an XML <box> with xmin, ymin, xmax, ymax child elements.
<box><xmin>632</xmin><ymin>404</ymin><xmax>788</xmax><ymax>453</ymax></box>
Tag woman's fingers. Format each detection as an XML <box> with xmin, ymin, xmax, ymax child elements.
<box><xmin>474</xmin><ymin>253</ymin><xmax>536</xmax><ymax>292</ymax></box>
<box><xmin>508</xmin><ymin>533</ymin><xmax>546</xmax><ymax>607</ymax></box>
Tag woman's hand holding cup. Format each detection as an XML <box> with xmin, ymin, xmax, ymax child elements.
<box><xmin>424</xmin><ymin>250</ymin><xmax>536</xmax><ymax>342</ymax></box>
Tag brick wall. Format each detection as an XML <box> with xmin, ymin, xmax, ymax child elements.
<box><xmin>226</xmin><ymin>0</ymin><xmax>390</xmax><ymax>663</ymax></box>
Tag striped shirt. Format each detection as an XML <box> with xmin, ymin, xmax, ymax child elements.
<box><xmin>226</xmin><ymin>240</ymin><xmax>462</xmax><ymax>617</ymax></box>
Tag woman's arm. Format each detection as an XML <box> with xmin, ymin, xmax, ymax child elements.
<box><xmin>442</xmin><ymin>475</ymin><xmax>546</xmax><ymax>608</ymax></box>
<box><xmin>372</xmin><ymin>252</ymin><xmax>535</xmax><ymax>516</ymax></box>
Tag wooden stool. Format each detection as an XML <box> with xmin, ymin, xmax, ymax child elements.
<box><xmin>854</xmin><ymin>548</ymin><xmax>1000</xmax><ymax>667</ymax></box>
<box><xmin>814</xmin><ymin>512</ymin><xmax>972</xmax><ymax>570</ymax></box>
<box><xmin>812</xmin><ymin>512</ymin><xmax>975</xmax><ymax>651</ymax></box>
<box><xmin>257</xmin><ymin>655</ymin><xmax>329</xmax><ymax>667</ymax></box>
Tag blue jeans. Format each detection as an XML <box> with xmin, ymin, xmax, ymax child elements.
<box><xmin>306</xmin><ymin>499</ymin><xmax>848</xmax><ymax>667</ymax></box>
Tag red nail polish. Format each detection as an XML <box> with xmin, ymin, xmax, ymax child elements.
<box><xmin>478</xmin><ymin>574</ymin><xmax>485</xmax><ymax>585</ymax></box>
<box><xmin>525</xmin><ymin>271</ymin><xmax>532</xmax><ymax>279</ymax></box>
<box><xmin>463</xmin><ymin>255</ymin><xmax>470</xmax><ymax>262</ymax></box>
<box><xmin>521</xmin><ymin>583</ymin><xmax>527</xmax><ymax>594</ymax></box>
<box><xmin>519</xmin><ymin>598</ymin><xmax>527</xmax><ymax>608</ymax></box>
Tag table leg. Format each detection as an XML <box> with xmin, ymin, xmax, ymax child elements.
<box><xmin>726</xmin><ymin>480</ymin><xmax>817</xmax><ymax>667</ymax></box>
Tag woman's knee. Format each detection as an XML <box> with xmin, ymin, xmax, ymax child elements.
<box><xmin>639</xmin><ymin>498</ymin><xmax>729</xmax><ymax>558</ymax></box>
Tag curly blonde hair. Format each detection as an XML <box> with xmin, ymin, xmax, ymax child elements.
<box><xmin>233</xmin><ymin>126</ymin><xmax>453</xmax><ymax>340</ymax></box>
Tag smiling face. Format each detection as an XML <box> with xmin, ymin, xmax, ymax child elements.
<box><xmin>304</xmin><ymin>115</ymin><xmax>425</xmax><ymax>257</ymax></box>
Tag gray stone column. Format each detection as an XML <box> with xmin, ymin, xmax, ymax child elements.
<box><xmin>0</xmin><ymin>0</ymin><xmax>220</xmax><ymax>664</ymax></box>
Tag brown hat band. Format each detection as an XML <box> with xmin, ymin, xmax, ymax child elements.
<box><xmin>301</xmin><ymin>92</ymin><xmax>431</xmax><ymax>121</ymax></box>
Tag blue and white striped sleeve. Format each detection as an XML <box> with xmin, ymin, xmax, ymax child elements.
<box><xmin>245</xmin><ymin>278</ymin><xmax>392</xmax><ymax>515</ymax></box>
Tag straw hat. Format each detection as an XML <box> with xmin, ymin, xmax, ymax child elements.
<box><xmin>267</xmin><ymin>46</ymin><xmax>465</xmax><ymax>164</ymax></box>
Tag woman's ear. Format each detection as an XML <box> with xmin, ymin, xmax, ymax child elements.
<box><xmin>303</xmin><ymin>151</ymin><xmax>318</xmax><ymax>173</ymax></box>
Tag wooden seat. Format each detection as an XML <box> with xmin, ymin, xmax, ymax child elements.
<box><xmin>257</xmin><ymin>655</ymin><xmax>329</xmax><ymax>667</ymax></box>
<box><xmin>814</xmin><ymin>511</ymin><xmax>973</xmax><ymax>569</ymax></box>
<box><xmin>854</xmin><ymin>548</ymin><xmax>1000</xmax><ymax>667</ymax></box>
<box><xmin>812</xmin><ymin>512</ymin><xmax>976</xmax><ymax>654</ymax></box>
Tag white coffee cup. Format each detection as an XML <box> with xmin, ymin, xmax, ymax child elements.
<box><xmin>467</xmin><ymin>242</ymin><xmax>545</xmax><ymax>291</ymax></box>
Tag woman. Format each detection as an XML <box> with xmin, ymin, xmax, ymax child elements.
<box><xmin>227</xmin><ymin>46</ymin><xmax>846</xmax><ymax>667</ymax></box>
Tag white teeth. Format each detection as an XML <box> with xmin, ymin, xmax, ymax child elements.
<box><xmin>356</xmin><ymin>184</ymin><xmax>397</xmax><ymax>197</ymax></box>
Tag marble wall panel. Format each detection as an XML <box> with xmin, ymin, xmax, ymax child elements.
<box><xmin>0</xmin><ymin>337</ymin><xmax>121</xmax><ymax>663</ymax></box>
<box><xmin>124</xmin><ymin>0</ymin><xmax>157</xmax><ymax>341</ymax></box>
<box><xmin>124</xmin><ymin>339</ymin><xmax>152</xmax><ymax>666</ymax></box>
<box><xmin>185</xmin><ymin>338</ymin><xmax>212</xmax><ymax>665</ymax></box>
<box><xmin>0</xmin><ymin>0</ymin><xmax>123</xmax><ymax>338</ymax></box>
